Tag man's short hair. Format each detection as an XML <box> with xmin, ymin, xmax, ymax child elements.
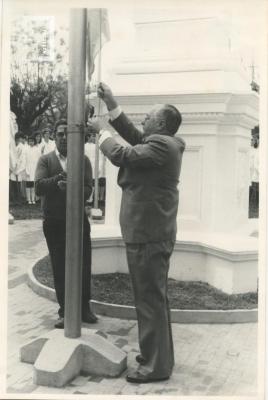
<box><xmin>54</xmin><ymin>119</ymin><xmax>67</xmax><ymax>133</ymax></box>
<box><xmin>161</xmin><ymin>104</ymin><xmax>182</xmax><ymax>135</ymax></box>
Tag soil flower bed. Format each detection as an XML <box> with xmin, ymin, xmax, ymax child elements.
<box><xmin>33</xmin><ymin>255</ymin><xmax>258</xmax><ymax>310</ymax></box>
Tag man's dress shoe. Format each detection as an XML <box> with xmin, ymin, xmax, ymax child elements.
<box><xmin>54</xmin><ymin>317</ymin><xmax>64</xmax><ymax>329</ymax></box>
<box><xmin>136</xmin><ymin>354</ymin><xmax>146</xmax><ymax>365</ymax></box>
<box><xmin>126</xmin><ymin>370</ymin><xmax>169</xmax><ymax>384</ymax></box>
<box><xmin>54</xmin><ymin>311</ymin><xmax>97</xmax><ymax>329</ymax></box>
<box><xmin>82</xmin><ymin>310</ymin><xmax>98</xmax><ymax>323</ymax></box>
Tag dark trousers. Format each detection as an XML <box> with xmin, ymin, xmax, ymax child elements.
<box><xmin>126</xmin><ymin>240</ymin><xmax>175</xmax><ymax>378</ymax></box>
<box><xmin>9</xmin><ymin>179</ymin><xmax>21</xmax><ymax>203</ymax></box>
<box><xmin>249</xmin><ymin>182</ymin><xmax>259</xmax><ymax>210</ymax></box>
<box><xmin>43</xmin><ymin>217</ymin><xmax>92</xmax><ymax>318</ymax></box>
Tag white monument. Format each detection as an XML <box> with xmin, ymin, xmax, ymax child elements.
<box><xmin>91</xmin><ymin>9</ymin><xmax>258</xmax><ymax>294</ymax></box>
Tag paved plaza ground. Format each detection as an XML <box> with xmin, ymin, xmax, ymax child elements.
<box><xmin>5</xmin><ymin>219</ymin><xmax>259</xmax><ymax>396</ymax></box>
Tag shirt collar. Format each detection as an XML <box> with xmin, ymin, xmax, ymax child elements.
<box><xmin>55</xmin><ymin>148</ymin><xmax>66</xmax><ymax>161</ymax></box>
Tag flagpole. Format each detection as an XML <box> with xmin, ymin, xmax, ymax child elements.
<box><xmin>65</xmin><ymin>8</ymin><xmax>87</xmax><ymax>338</ymax></box>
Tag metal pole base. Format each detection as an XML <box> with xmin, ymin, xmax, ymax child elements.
<box><xmin>20</xmin><ymin>329</ymin><xmax>127</xmax><ymax>387</ymax></box>
<box><xmin>91</xmin><ymin>208</ymin><xmax>103</xmax><ymax>220</ymax></box>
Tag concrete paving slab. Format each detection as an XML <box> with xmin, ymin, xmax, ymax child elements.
<box><xmin>6</xmin><ymin>219</ymin><xmax>259</xmax><ymax>396</ymax></box>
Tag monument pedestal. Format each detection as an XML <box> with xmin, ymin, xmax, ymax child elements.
<box><xmin>92</xmin><ymin>89</ymin><xmax>258</xmax><ymax>294</ymax></box>
<box><xmin>91</xmin><ymin>10</ymin><xmax>259</xmax><ymax>295</ymax></box>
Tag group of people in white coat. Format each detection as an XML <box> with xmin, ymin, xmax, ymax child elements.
<box><xmin>10</xmin><ymin>127</ymin><xmax>56</xmax><ymax>204</ymax></box>
<box><xmin>9</xmin><ymin>117</ymin><xmax>106</xmax><ymax>206</ymax></box>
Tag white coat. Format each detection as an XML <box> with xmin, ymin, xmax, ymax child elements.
<box><xmin>25</xmin><ymin>145</ymin><xmax>41</xmax><ymax>181</ymax></box>
<box><xmin>15</xmin><ymin>142</ymin><xmax>27</xmax><ymax>181</ymax></box>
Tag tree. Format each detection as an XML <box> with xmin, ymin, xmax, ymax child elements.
<box><xmin>10</xmin><ymin>75</ymin><xmax>52</xmax><ymax>133</ymax></box>
<box><xmin>10</xmin><ymin>17</ymin><xmax>69</xmax><ymax>133</ymax></box>
<box><xmin>32</xmin><ymin>75</ymin><xmax>68</xmax><ymax>131</ymax></box>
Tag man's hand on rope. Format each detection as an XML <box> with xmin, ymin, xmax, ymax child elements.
<box><xmin>97</xmin><ymin>82</ymin><xmax>118</xmax><ymax>111</ymax></box>
<box><xmin>88</xmin><ymin>115</ymin><xmax>113</xmax><ymax>147</ymax></box>
<box><xmin>87</xmin><ymin>116</ymin><xmax>106</xmax><ymax>133</ymax></box>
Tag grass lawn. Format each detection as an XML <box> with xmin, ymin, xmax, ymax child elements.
<box><xmin>9</xmin><ymin>201</ymin><xmax>43</xmax><ymax>220</ymax></box>
<box><xmin>9</xmin><ymin>200</ymin><xmax>105</xmax><ymax>220</ymax></box>
<box><xmin>33</xmin><ymin>255</ymin><xmax>258</xmax><ymax>310</ymax></box>
<box><xmin>10</xmin><ymin>195</ymin><xmax>258</xmax><ymax>220</ymax></box>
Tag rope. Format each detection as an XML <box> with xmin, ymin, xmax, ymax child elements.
<box><xmin>93</xmin><ymin>8</ymin><xmax>102</xmax><ymax>210</ymax></box>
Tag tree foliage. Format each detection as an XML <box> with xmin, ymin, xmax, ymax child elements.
<box><xmin>10</xmin><ymin>74</ymin><xmax>69</xmax><ymax>133</ymax></box>
<box><xmin>10</xmin><ymin>17</ymin><xmax>69</xmax><ymax>133</ymax></box>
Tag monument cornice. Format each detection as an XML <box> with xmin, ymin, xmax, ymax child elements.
<box><xmin>114</xmin><ymin>92</ymin><xmax>232</xmax><ymax>104</ymax></box>
<box><xmin>113</xmin><ymin>92</ymin><xmax>258</xmax><ymax>109</ymax></box>
<box><xmin>181</xmin><ymin>112</ymin><xmax>258</xmax><ymax>128</ymax></box>
<box><xmin>125</xmin><ymin>111</ymin><xmax>258</xmax><ymax>129</ymax></box>
<box><xmin>113</xmin><ymin>59</ymin><xmax>251</xmax><ymax>79</ymax></box>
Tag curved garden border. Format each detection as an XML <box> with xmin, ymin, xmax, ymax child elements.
<box><xmin>27</xmin><ymin>264</ymin><xmax>258</xmax><ymax>324</ymax></box>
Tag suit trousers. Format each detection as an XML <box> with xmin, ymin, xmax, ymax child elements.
<box><xmin>126</xmin><ymin>240</ymin><xmax>175</xmax><ymax>378</ymax></box>
<box><xmin>43</xmin><ymin>217</ymin><xmax>91</xmax><ymax>318</ymax></box>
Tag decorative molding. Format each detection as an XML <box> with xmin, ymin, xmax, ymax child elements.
<box><xmin>114</xmin><ymin>92</ymin><xmax>234</xmax><ymax>105</ymax></box>
<box><xmin>90</xmin><ymin>231</ymin><xmax>258</xmax><ymax>262</ymax></box>
<box><xmin>182</xmin><ymin>112</ymin><xmax>258</xmax><ymax>130</ymax></box>
<box><xmin>116</xmin><ymin>68</ymin><xmax>222</xmax><ymax>75</ymax></box>
<box><xmin>135</xmin><ymin>17</ymin><xmax>216</xmax><ymax>26</ymax></box>
<box><xmin>112</xmin><ymin>92</ymin><xmax>258</xmax><ymax>114</ymax></box>
<box><xmin>124</xmin><ymin>111</ymin><xmax>258</xmax><ymax>130</ymax></box>
<box><xmin>113</xmin><ymin>60</ymin><xmax>254</xmax><ymax>81</ymax></box>
<box><xmin>90</xmin><ymin>235</ymin><xmax>258</xmax><ymax>262</ymax></box>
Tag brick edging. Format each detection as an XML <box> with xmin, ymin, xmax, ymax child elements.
<box><xmin>27</xmin><ymin>266</ymin><xmax>258</xmax><ymax>324</ymax></box>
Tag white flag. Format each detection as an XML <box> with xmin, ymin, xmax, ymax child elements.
<box><xmin>87</xmin><ymin>8</ymin><xmax>110</xmax><ymax>80</ymax></box>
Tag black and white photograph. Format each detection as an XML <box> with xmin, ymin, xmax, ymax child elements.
<box><xmin>0</xmin><ymin>0</ymin><xmax>267</xmax><ymax>397</ymax></box>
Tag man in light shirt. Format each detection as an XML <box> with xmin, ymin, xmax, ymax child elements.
<box><xmin>35</xmin><ymin>119</ymin><xmax>97</xmax><ymax>328</ymax></box>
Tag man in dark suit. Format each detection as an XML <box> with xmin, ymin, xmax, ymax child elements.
<box><xmin>35</xmin><ymin>119</ymin><xmax>97</xmax><ymax>329</ymax></box>
<box><xmin>89</xmin><ymin>83</ymin><xmax>185</xmax><ymax>384</ymax></box>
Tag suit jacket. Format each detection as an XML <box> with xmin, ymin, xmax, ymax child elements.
<box><xmin>35</xmin><ymin>150</ymin><xmax>92</xmax><ymax>221</ymax></box>
<box><xmin>100</xmin><ymin>112</ymin><xmax>185</xmax><ymax>243</ymax></box>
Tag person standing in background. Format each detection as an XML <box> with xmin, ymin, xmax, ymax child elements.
<box><xmin>84</xmin><ymin>133</ymin><xmax>106</xmax><ymax>205</ymax></box>
<box><xmin>15</xmin><ymin>132</ymin><xmax>27</xmax><ymax>200</ymax></box>
<box><xmin>34</xmin><ymin>131</ymin><xmax>43</xmax><ymax>154</ymax></box>
<box><xmin>249</xmin><ymin>135</ymin><xmax>259</xmax><ymax>216</ymax></box>
<box><xmin>41</xmin><ymin>127</ymin><xmax>56</xmax><ymax>155</ymax></box>
<box><xmin>25</xmin><ymin>136</ymin><xmax>41</xmax><ymax>204</ymax></box>
<box><xmin>9</xmin><ymin>111</ymin><xmax>19</xmax><ymax>203</ymax></box>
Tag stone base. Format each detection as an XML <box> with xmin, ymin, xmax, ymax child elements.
<box><xmin>20</xmin><ymin>328</ymin><xmax>127</xmax><ymax>387</ymax></box>
<box><xmin>90</xmin><ymin>225</ymin><xmax>258</xmax><ymax>294</ymax></box>
<box><xmin>91</xmin><ymin>208</ymin><xmax>103</xmax><ymax>220</ymax></box>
